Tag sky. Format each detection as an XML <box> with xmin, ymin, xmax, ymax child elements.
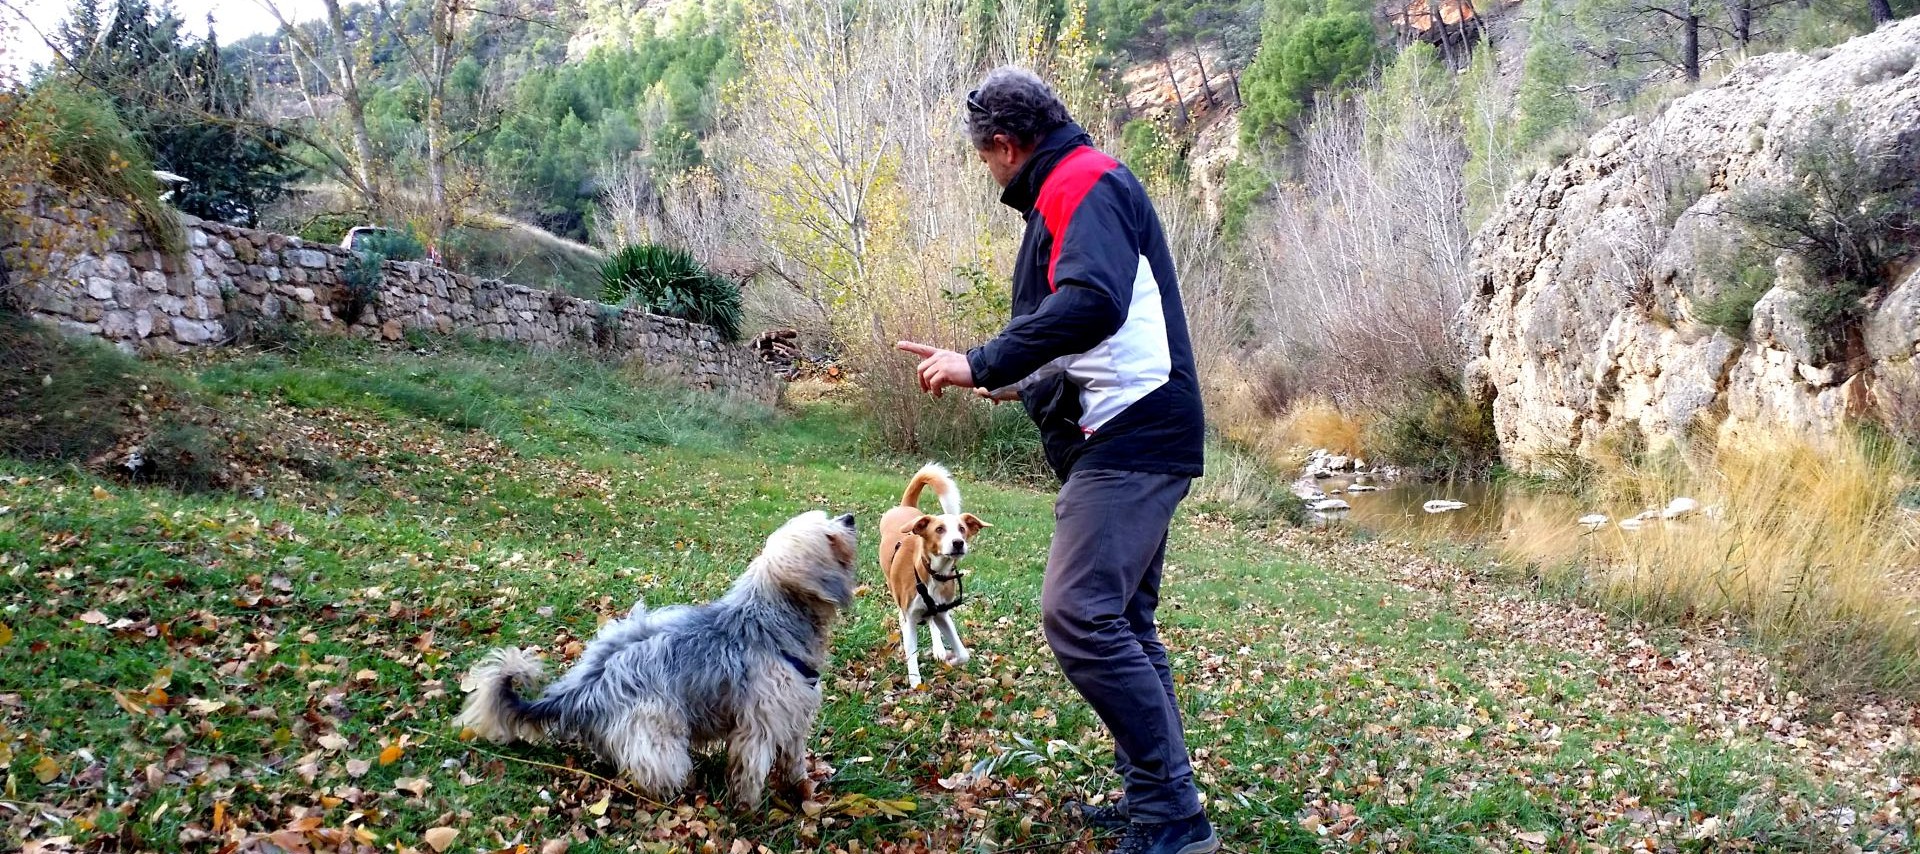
<box><xmin>1</xmin><ymin>0</ymin><xmax>329</xmax><ymax>79</ymax></box>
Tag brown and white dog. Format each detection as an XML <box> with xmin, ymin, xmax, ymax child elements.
<box><xmin>879</xmin><ymin>463</ymin><xmax>989</xmax><ymax>688</ymax></box>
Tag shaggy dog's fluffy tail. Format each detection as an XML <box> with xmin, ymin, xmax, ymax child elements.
<box><xmin>902</xmin><ymin>462</ymin><xmax>962</xmax><ymax>515</ymax></box>
<box><xmin>454</xmin><ymin>647</ymin><xmax>551</xmax><ymax>744</ymax></box>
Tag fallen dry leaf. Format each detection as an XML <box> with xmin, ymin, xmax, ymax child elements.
<box><xmin>423</xmin><ymin>826</ymin><xmax>458</xmax><ymax>852</ymax></box>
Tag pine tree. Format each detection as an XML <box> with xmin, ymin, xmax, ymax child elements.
<box><xmin>53</xmin><ymin>0</ymin><xmax>295</xmax><ymax>225</ymax></box>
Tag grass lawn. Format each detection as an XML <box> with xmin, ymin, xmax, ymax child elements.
<box><xmin>1</xmin><ymin>335</ymin><xmax>1913</xmax><ymax>852</ymax></box>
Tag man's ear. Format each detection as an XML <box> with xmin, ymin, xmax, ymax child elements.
<box><xmin>961</xmin><ymin>513</ymin><xmax>990</xmax><ymax>535</ymax></box>
<box><xmin>906</xmin><ymin>515</ymin><xmax>935</xmax><ymax>535</ymax></box>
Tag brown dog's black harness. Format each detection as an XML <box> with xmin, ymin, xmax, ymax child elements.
<box><xmin>892</xmin><ymin>540</ymin><xmax>964</xmax><ymax>623</ymax></box>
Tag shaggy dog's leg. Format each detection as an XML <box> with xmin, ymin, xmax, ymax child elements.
<box><xmin>897</xmin><ymin>610</ymin><xmax>923</xmax><ymax>688</ymax></box>
<box><xmin>931</xmin><ymin>611</ymin><xmax>970</xmax><ymax>666</ymax></box>
<box><xmin>726</xmin><ymin>714</ymin><xmax>782</xmax><ymax>809</ymax></box>
<box><xmin>774</xmin><ymin>726</ymin><xmax>812</xmax><ymax>802</ymax></box>
<box><xmin>605</xmin><ymin>701</ymin><xmax>693</xmax><ymax>797</ymax></box>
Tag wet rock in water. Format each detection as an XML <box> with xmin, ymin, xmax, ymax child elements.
<box><xmin>1310</xmin><ymin>498</ymin><xmax>1351</xmax><ymax>513</ymax></box>
<box><xmin>1423</xmin><ymin>499</ymin><xmax>1468</xmax><ymax>513</ymax></box>
<box><xmin>1618</xmin><ymin>517</ymin><xmax>1648</xmax><ymax>531</ymax></box>
<box><xmin>1292</xmin><ymin>479</ymin><xmax>1328</xmax><ymax>501</ymax></box>
<box><xmin>1579</xmin><ymin>513</ymin><xmax>1610</xmax><ymax>529</ymax></box>
<box><xmin>1347</xmin><ymin>484</ymin><xmax>1380</xmax><ymax>493</ymax></box>
<box><xmin>1631</xmin><ymin>509</ymin><xmax>1662</xmax><ymax>523</ymax></box>
<box><xmin>1661</xmin><ymin>497</ymin><xmax>1701</xmax><ymax>520</ymax></box>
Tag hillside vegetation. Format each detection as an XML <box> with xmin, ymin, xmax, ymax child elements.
<box><xmin>3</xmin><ymin>330</ymin><xmax>1918</xmax><ymax>851</ymax></box>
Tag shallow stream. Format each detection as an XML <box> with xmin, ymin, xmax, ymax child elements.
<box><xmin>1308</xmin><ymin>473</ymin><xmax>1590</xmax><ymax>544</ymax></box>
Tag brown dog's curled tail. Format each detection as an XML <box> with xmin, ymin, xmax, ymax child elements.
<box><xmin>454</xmin><ymin>647</ymin><xmax>550</xmax><ymax>744</ymax></box>
<box><xmin>901</xmin><ymin>462</ymin><xmax>961</xmax><ymax>515</ymax></box>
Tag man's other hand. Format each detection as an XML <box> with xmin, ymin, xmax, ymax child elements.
<box><xmin>895</xmin><ymin>341</ymin><xmax>976</xmax><ymax>397</ymax></box>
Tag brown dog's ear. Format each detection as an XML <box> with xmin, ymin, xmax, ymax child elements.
<box><xmin>906</xmin><ymin>515</ymin><xmax>935</xmax><ymax>535</ymax></box>
<box><xmin>961</xmin><ymin>513</ymin><xmax>991</xmax><ymax>535</ymax></box>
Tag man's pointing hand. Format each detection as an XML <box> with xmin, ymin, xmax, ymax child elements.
<box><xmin>895</xmin><ymin>340</ymin><xmax>976</xmax><ymax>397</ymax></box>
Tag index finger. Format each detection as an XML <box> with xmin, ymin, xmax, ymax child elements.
<box><xmin>895</xmin><ymin>340</ymin><xmax>937</xmax><ymax>357</ymax></box>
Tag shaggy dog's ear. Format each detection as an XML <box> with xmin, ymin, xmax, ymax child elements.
<box><xmin>800</xmin><ymin>565</ymin><xmax>855</xmax><ymax>608</ymax></box>
<box><xmin>961</xmin><ymin>513</ymin><xmax>990</xmax><ymax>535</ymax></box>
<box><xmin>907</xmin><ymin>515</ymin><xmax>935</xmax><ymax>535</ymax></box>
<box><xmin>826</xmin><ymin>529</ymin><xmax>856</xmax><ymax>567</ymax></box>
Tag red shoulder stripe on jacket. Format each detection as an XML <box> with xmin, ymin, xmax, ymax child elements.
<box><xmin>1035</xmin><ymin>146</ymin><xmax>1120</xmax><ymax>292</ymax></box>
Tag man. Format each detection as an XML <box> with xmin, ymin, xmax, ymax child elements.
<box><xmin>895</xmin><ymin>67</ymin><xmax>1214</xmax><ymax>854</ymax></box>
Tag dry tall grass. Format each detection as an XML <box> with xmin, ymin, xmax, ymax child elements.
<box><xmin>1503</xmin><ymin>430</ymin><xmax>1920</xmax><ymax>694</ymax></box>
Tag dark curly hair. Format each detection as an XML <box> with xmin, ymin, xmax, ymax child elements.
<box><xmin>966</xmin><ymin>66</ymin><xmax>1074</xmax><ymax>150</ymax></box>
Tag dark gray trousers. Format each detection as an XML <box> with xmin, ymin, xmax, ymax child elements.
<box><xmin>1041</xmin><ymin>467</ymin><xmax>1201</xmax><ymax>824</ymax></box>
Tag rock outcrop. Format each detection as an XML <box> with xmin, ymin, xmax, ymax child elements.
<box><xmin>1461</xmin><ymin>19</ymin><xmax>1920</xmax><ymax>468</ymax></box>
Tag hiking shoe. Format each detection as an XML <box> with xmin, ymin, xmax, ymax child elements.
<box><xmin>1104</xmin><ymin>812</ymin><xmax>1219</xmax><ymax>854</ymax></box>
<box><xmin>1064</xmin><ymin>797</ymin><xmax>1130</xmax><ymax>831</ymax></box>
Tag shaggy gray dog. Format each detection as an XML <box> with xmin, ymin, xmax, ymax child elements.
<box><xmin>455</xmin><ymin>510</ymin><xmax>858</xmax><ymax>808</ymax></box>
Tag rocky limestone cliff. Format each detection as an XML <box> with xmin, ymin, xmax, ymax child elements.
<box><xmin>1117</xmin><ymin>47</ymin><xmax>1243</xmax><ymax>219</ymax></box>
<box><xmin>1461</xmin><ymin>19</ymin><xmax>1920</xmax><ymax>468</ymax></box>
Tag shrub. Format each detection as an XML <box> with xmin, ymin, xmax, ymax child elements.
<box><xmin>339</xmin><ymin>228</ymin><xmax>425</xmax><ymax>323</ymax></box>
<box><xmin>592</xmin><ymin>303</ymin><xmax>624</xmax><ymax>350</ymax></box>
<box><xmin>1366</xmin><ymin>373</ymin><xmax>1500</xmax><ymax>479</ymax></box>
<box><xmin>1693</xmin><ymin>244</ymin><xmax>1775</xmax><ymax>337</ymax></box>
<box><xmin>355</xmin><ymin>228</ymin><xmax>426</xmax><ymax>261</ymax></box>
<box><xmin>295</xmin><ymin>212</ymin><xmax>360</xmax><ymax>244</ymax></box>
<box><xmin>341</xmin><ymin>250</ymin><xmax>385</xmax><ymax>324</ymax></box>
<box><xmin>1218</xmin><ymin>160</ymin><xmax>1272</xmax><ymax>239</ymax></box>
<box><xmin>600</xmin><ymin>244</ymin><xmax>744</xmax><ymax>341</ymax></box>
<box><xmin>1724</xmin><ymin>111</ymin><xmax>1917</xmax><ymax>355</ymax></box>
<box><xmin>1279</xmin><ymin>397</ymin><xmax>1367</xmax><ymax>456</ymax></box>
<box><xmin>16</xmin><ymin>80</ymin><xmax>180</xmax><ymax>252</ymax></box>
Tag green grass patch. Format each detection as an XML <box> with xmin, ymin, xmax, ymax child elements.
<box><xmin>0</xmin><ymin>332</ymin><xmax>1884</xmax><ymax>851</ymax></box>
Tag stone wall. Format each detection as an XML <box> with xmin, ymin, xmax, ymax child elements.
<box><xmin>2</xmin><ymin>189</ymin><xmax>780</xmax><ymax>406</ymax></box>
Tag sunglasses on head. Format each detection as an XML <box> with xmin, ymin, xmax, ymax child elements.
<box><xmin>966</xmin><ymin>89</ymin><xmax>988</xmax><ymax>116</ymax></box>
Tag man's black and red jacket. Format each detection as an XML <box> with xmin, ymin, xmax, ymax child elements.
<box><xmin>966</xmin><ymin>122</ymin><xmax>1206</xmax><ymax>483</ymax></box>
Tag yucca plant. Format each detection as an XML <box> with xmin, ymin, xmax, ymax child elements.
<box><xmin>600</xmin><ymin>244</ymin><xmax>743</xmax><ymax>342</ymax></box>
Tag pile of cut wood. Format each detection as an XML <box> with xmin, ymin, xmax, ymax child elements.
<box><xmin>751</xmin><ymin>328</ymin><xmax>800</xmax><ymax>375</ymax></box>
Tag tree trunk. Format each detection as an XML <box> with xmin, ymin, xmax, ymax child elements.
<box><xmin>1191</xmin><ymin>47</ymin><xmax>1216</xmax><ymax>107</ymax></box>
<box><xmin>425</xmin><ymin>0</ymin><xmax>457</xmax><ymax>241</ymax></box>
<box><xmin>1683</xmin><ymin>7</ymin><xmax>1700</xmax><ymax>81</ymax></box>
<box><xmin>1460</xmin><ymin>0</ymin><xmax>1481</xmax><ymax>58</ymax></box>
<box><xmin>1724</xmin><ymin>0</ymin><xmax>1752</xmax><ymax>49</ymax></box>
<box><xmin>321</xmin><ymin>0</ymin><xmax>381</xmax><ymax>209</ymax></box>
<box><xmin>1427</xmin><ymin>0</ymin><xmax>1458</xmax><ymax>68</ymax></box>
<box><xmin>1162</xmin><ymin>54</ymin><xmax>1191</xmax><ymax>129</ymax></box>
<box><xmin>1869</xmin><ymin>0</ymin><xmax>1894</xmax><ymax>23</ymax></box>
